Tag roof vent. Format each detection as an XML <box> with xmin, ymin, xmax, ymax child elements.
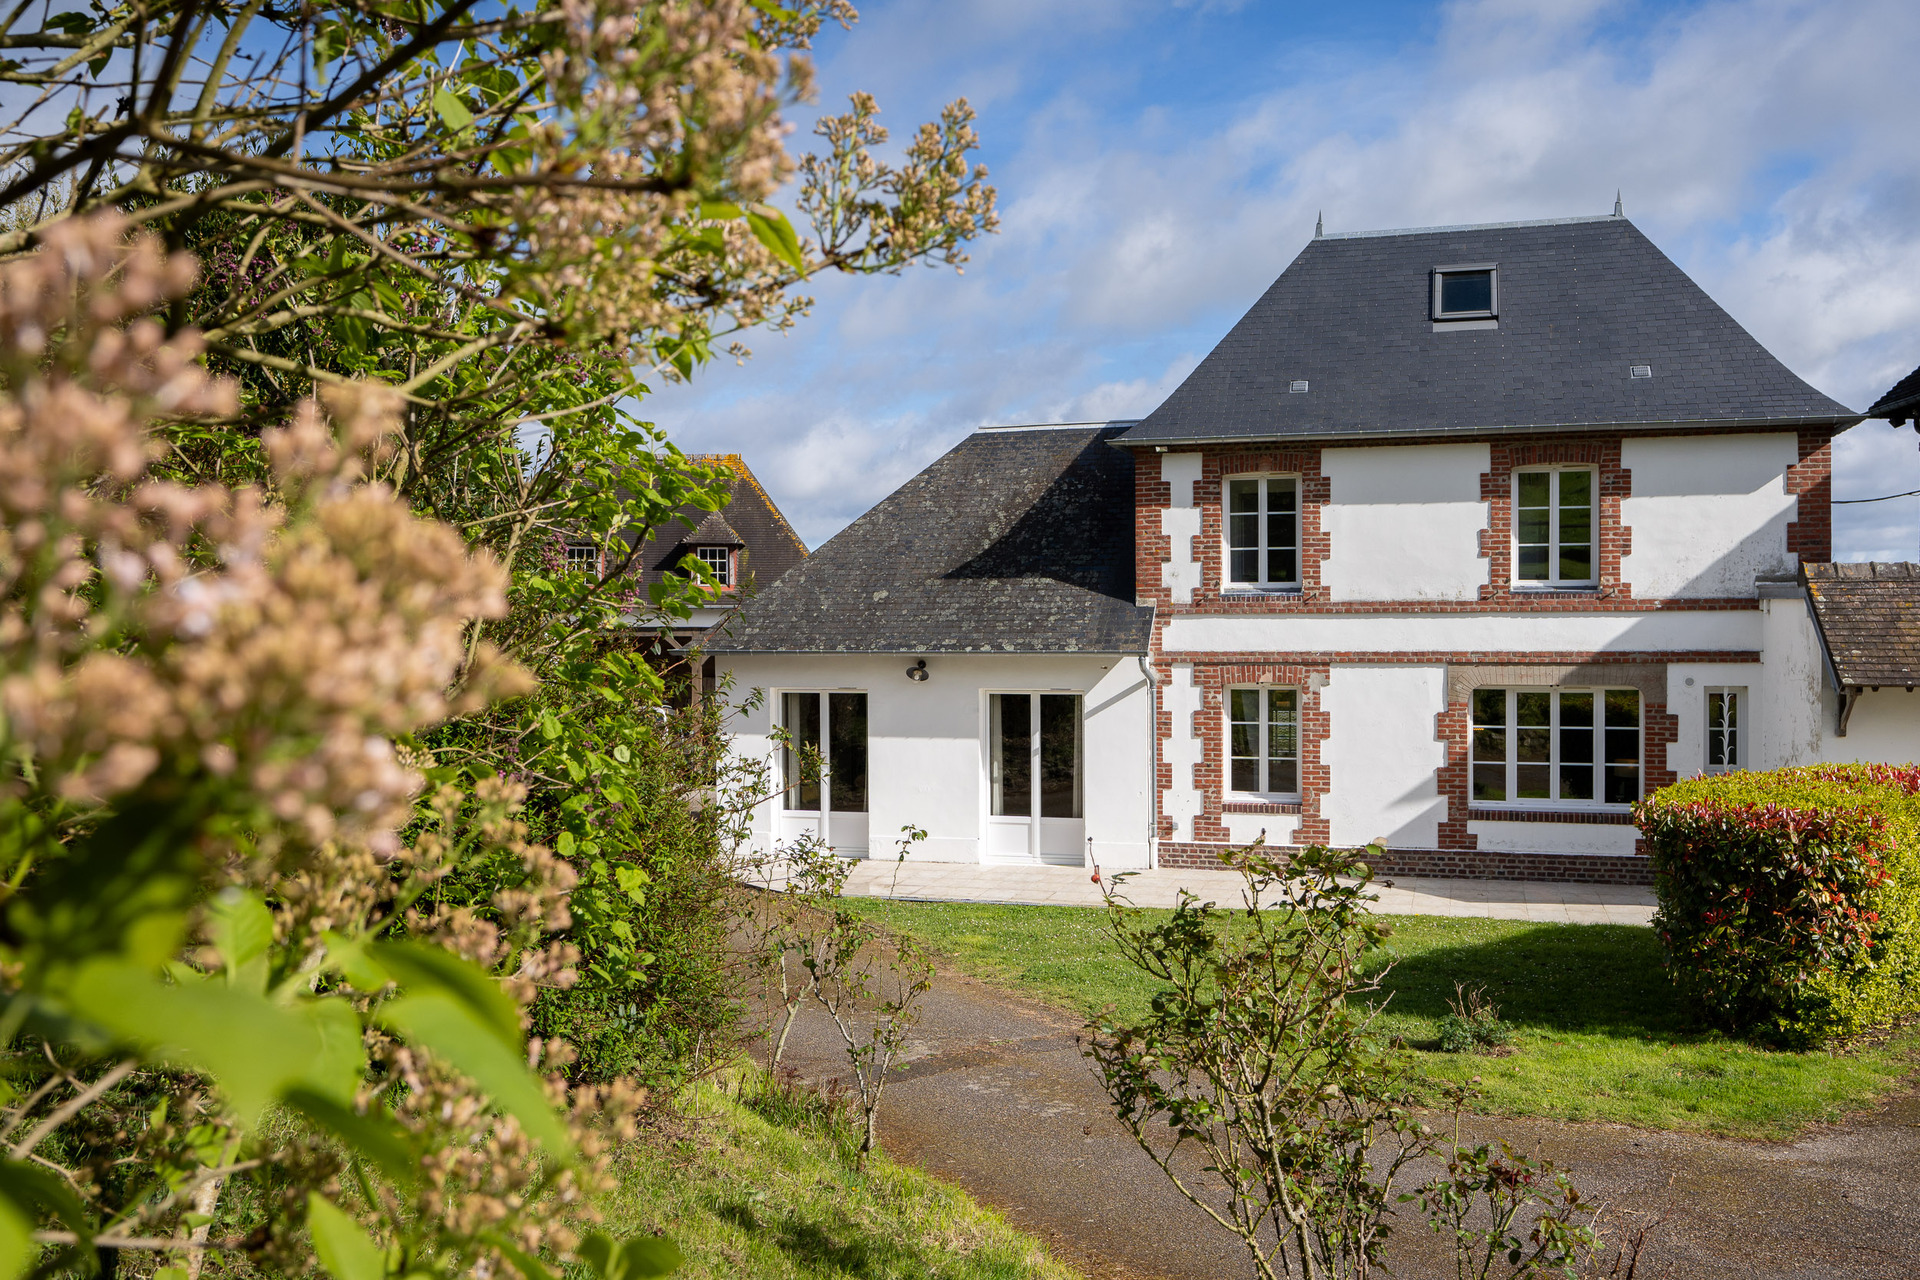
<box><xmin>1630</xmin><ymin>365</ymin><xmax>1653</xmax><ymax>379</ymax></box>
<box><xmin>1289</xmin><ymin>380</ymin><xmax>1310</xmax><ymax>394</ymax></box>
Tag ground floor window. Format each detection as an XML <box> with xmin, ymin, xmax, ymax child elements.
<box><xmin>990</xmin><ymin>692</ymin><xmax>1081</xmax><ymax>818</ymax></box>
<box><xmin>1471</xmin><ymin>687</ymin><xmax>1639</xmax><ymax>806</ymax></box>
<box><xmin>1228</xmin><ymin>687</ymin><xmax>1299</xmax><ymax>797</ymax></box>
<box><xmin>1706</xmin><ymin>687</ymin><xmax>1744</xmax><ymax>773</ymax></box>
<box><xmin>780</xmin><ymin>691</ymin><xmax>868</xmax><ymax>812</ymax></box>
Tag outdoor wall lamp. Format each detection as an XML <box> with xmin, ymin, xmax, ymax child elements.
<box><xmin>906</xmin><ymin>659</ymin><xmax>929</xmax><ymax>682</ymax></box>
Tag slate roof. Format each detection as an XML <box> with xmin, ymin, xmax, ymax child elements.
<box><xmin>632</xmin><ymin>454</ymin><xmax>806</xmax><ymax>592</ymax></box>
<box><xmin>1119</xmin><ymin>214</ymin><xmax>1858</xmax><ymax>447</ymax></box>
<box><xmin>1868</xmin><ymin>363</ymin><xmax>1920</xmax><ymax>428</ymax></box>
<box><xmin>704</xmin><ymin>424</ymin><xmax>1153</xmax><ymax>654</ymax></box>
<box><xmin>1804</xmin><ymin>562</ymin><xmax>1920</xmax><ymax>688</ymax></box>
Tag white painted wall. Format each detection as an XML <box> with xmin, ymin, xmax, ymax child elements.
<box><xmin>1162</xmin><ymin>609</ymin><xmax>1763</xmax><ymax>656</ymax></box>
<box><xmin>1320</xmin><ymin>665</ymin><xmax>1448</xmax><ymax>847</ymax></box>
<box><xmin>1223</xmin><ymin>812</ymin><xmax>1301</xmax><ymax>846</ymax></box>
<box><xmin>1756</xmin><ymin>596</ymin><xmax>1830</xmax><ymax>767</ymax></box>
<box><xmin>716</xmin><ymin>653</ymin><xmax>1154</xmax><ymax>868</ymax></box>
<box><xmin>1662</xmin><ymin>661</ymin><xmax>1766</xmax><ymax>780</ymax></box>
<box><xmin>1827</xmin><ymin>691</ymin><xmax>1920</xmax><ymax>765</ymax></box>
<box><xmin>1468</xmin><ymin>821</ymin><xmax>1639</xmax><ymax>855</ymax></box>
<box><xmin>1621</xmin><ymin>433</ymin><xmax>1800</xmax><ymax>599</ymax></box>
<box><xmin>1162</xmin><ymin>662</ymin><xmax>1203</xmax><ymax>843</ymax></box>
<box><xmin>1161</xmin><ymin>453</ymin><xmax>1203</xmax><ymax>604</ymax></box>
<box><xmin>1321</xmin><ymin>443</ymin><xmax>1490</xmax><ymax>601</ymax></box>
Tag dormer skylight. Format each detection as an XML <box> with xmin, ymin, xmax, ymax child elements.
<box><xmin>1432</xmin><ymin>264</ymin><xmax>1497</xmax><ymax>320</ymax></box>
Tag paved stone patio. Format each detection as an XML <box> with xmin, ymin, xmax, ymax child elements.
<box><xmin>840</xmin><ymin>858</ymin><xmax>1655</xmax><ymax>925</ymax></box>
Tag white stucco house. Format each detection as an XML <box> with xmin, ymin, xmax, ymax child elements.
<box><xmin>705</xmin><ymin>211</ymin><xmax>1920</xmax><ymax>883</ymax></box>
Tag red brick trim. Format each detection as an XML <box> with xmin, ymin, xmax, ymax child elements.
<box><xmin>1187</xmin><ymin>662</ymin><xmax>1331</xmax><ymax>845</ymax></box>
<box><xmin>1467</xmin><ymin>808</ymin><xmax>1635</xmax><ymax>825</ymax></box>
<box><xmin>1155</xmin><ymin>842</ymin><xmax>1653</xmax><ymax>885</ymax></box>
<box><xmin>1785</xmin><ymin>428</ymin><xmax>1835</xmax><ymax>564</ymax></box>
<box><xmin>1201</xmin><ymin>448</ymin><xmax>1331</xmax><ymax>602</ymax></box>
<box><xmin>1224</xmin><ymin>801</ymin><xmax>1302</xmax><ymax>814</ymax></box>
<box><xmin>1479</xmin><ymin>434</ymin><xmax>1632</xmax><ymax>602</ymax></box>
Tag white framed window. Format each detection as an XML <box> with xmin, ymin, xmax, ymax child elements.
<box><xmin>564</xmin><ymin>543</ymin><xmax>599</xmax><ymax>573</ymax></box>
<box><xmin>1471</xmin><ymin>687</ymin><xmax>1640</xmax><ymax>808</ymax></box>
<box><xmin>1706</xmin><ymin>687</ymin><xmax>1744</xmax><ymax>774</ymax></box>
<box><xmin>1228</xmin><ymin>687</ymin><xmax>1300</xmax><ymax>797</ymax></box>
<box><xmin>691</xmin><ymin>545</ymin><xmax>732</xmax><ymax>586</ymax></box>
<box><xmin>1513</xmin><ymin>467</ymin><xmax>1595</xmax><ymax>587</ymax></box>
<box><xmin>1432</xmin><ymin>264</ymin><xmax>1497</xmax><ymax>319</ymax></box>
<box><xmin>780</xmin><ymin>691</ymin><xmax>867</xmax><ymax>814</ymax></box>
<box><xmin>989</xmin><ymin>693</ymin><xmax>1082</xmax><ymax>818</ymax></box>
<box><xmin>1225</xmin><ymin>476</ymin><xmax>1299</xmax><ymax>588</ymax></box>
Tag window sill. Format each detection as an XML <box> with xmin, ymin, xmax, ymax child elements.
<box><xmin>1467</xmin><ymin>807</ymin><xmax>1635</xmax><ymax>825</ymax></box>
<box><xmin>1224</xmin><ymin>800</ymin><xmax>1302</xmax><ymax>814</ymax></box>
<box><xmin>1221</xmin><ymin>586</ymin><xmax>1302</xmax><ymax>597</ymax></box>
<box><xmin>1510</xmin><ymin>585</ymin><xmax>1600</xmax><ymax>595</ymax></box>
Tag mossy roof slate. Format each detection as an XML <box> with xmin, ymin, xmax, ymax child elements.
<box><xmin>703</xmin><ymin>423</ymin><xmax>1151</xmax><ymax>654</ymax></box>
<box><xmin>1804</xmin><ymin>562</ymin><xmax>1920</xmax><ymax>689</ymax></box>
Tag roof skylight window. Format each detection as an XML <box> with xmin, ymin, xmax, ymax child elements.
<box><xmin>1432</xmin><ymin>264</ymin><xmax>1497</xmax><ymax>320</ymax></box>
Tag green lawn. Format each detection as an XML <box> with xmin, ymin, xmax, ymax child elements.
<box><xmin>597</xmin><ymin>1074</ymin><xmax>1083</xmax><ymax>1280</ymax></box>
<box><xmin>847</xmin><ymin>899</ymin><xmax>1920</xmax><ymax>1140</ymax></box>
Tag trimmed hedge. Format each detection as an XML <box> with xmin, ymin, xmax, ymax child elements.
<box><xmin>1636</xmin><ymin>764</ymin><xmax>1920</xmax><ymax>1046</ymax></box>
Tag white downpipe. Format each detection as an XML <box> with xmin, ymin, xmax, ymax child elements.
<box><xmin>1137</xmin><ymin>653</ymin><xmax>1162</xmax><ymax>870</ymax></box>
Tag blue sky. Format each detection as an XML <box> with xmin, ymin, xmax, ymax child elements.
<box><xmin>644</xmin><ymin>0</ymin><xmax>1920</xmax><ymax>559</ymax></box>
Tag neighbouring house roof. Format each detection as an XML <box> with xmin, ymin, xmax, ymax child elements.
<box><xmin>704</xmin><ymin>423</ymin><xmax>1153</xmax><ymax>654</ymax></box>
<box><xmin>1803</xmin><ymin>562</ymin><xmax>1920</xmax><ymax>689</ymax></box>
<box><xmin>632</xmin><ymin>454</ymin><xmax>806</xmax><ymax>592</ymax></box>
<box><xmin>1118</xmin><ymin>214</ymin><xmax>1859</xmax><ymax>448</ymax></box>
<box><xmin>1868</xmin><ymin>363</ymin><xmax>1920</xmax><ymax>428</ymax></box>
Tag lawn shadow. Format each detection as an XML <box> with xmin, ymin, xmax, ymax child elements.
<box><xmin>1364</xmin><ymin>923</ymin><xmax>1698</xmax><ymax>1040</ymax></box>
<box><xmin>714</xmin><ymin>1195</ymin><xmax>934</xmax><ymax>1278</ymax></box>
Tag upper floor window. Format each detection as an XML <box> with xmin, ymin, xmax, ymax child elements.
<box><xmin>1472</xmin><ymin>687</ymin><xmax>1640</xmax><ymax>807</ymax></box>
<box><xmin>1514</xmin><ymin>467</ymin><xmax>1595</xmax><ymax>587</ymax></box>
<box><xmin>564</xmin><ymin>543</ymin><xmax>599</xmax><ymax>574</ymax></box>
<box><xmin>1432</xmin><ymin>265</ymin><xmax>1497</xmax><ymax>319</ymax></box>
<box><xmin>691</xmin><ymin>545</ymin><xmax>733</xmax><ymax>587</ymax></box>
<box><xmin>1229</xmin><ymin>687</ymin><xmax>1299</xmax><ymax>798</ymax></box>
<box><xmin>1706</xmin><ymin>687</ymin><xmax>1744</xmax><ymax>774</ymax></box>
<box><xmin>1226</xmin><ymin>477</ymin><xmax>1299</xmax><ymax>588</ymax></box>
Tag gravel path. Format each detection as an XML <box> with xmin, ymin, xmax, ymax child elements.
<box><xmin>772</xmin><ymin>962</ymin><xmax>1920</xmax><ymax>1279</ymax></box>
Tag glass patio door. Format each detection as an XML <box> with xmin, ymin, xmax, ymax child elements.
<box><xmin>986</xmin><ymin>693</ymin><xmax>1084</xmax><ymax>865</ymax></box>
<box><xmin>778</xmin><ymin>691</ymin><xmax>869</xmax><ymax>856</ymax></box>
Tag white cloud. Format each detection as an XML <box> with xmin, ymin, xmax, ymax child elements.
<box><xmin>650</xmin><ymin>0</ymin><xmax>1920</xmax><ymax>557</ymax></box>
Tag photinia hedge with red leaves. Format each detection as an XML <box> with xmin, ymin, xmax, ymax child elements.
<box><xmin>1636</xmin><ymin>764</ymin><xmax>1920</xmax><ymax>1046</ymax></box>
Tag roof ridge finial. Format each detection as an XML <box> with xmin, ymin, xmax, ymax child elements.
<box><xmin>1314</xmin><ymin>210</ymin><xmax>1324</xmax><ymax>238</ymax></box>
<box><xmin>1613</xmin><ymin>190</ymin><xmax>1624</xmax><ymax>218</ymax></box>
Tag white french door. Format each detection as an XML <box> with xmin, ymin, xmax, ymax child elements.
<box><xmin>986</xmin><ymin>692</ymin><xmax>1085</xmax><ymax>866</ymax></box>
<box><xmin>777</xmin><ymin>691</ymin><xmax>869</xmax><ymax>856</ymax></box>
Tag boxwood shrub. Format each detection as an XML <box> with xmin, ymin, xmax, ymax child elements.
<box><xmin>1636</xmin><ymin>764</ymin><xmax>1920</xmax><ymax>1046</ymax></box>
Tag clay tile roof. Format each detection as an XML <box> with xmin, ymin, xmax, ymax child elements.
<box><xmin>1119</xmin><ymin>214</ymin><xmax>1858</xmax><ymax>447</ymax></box>
<box><xmin>704</xmin><ymin>423</ymin><xmax>1152</xmax><ymax>654</ymax></box>
<box><xmin>1867</xmin><ymin>362</ymin><xmax>1920</xmax><ymax>428</ymax></box>
<box><xmin>1803</xmin><ymin>562</ymin><xmax>1920</xmax><ymax>688</ymax></box>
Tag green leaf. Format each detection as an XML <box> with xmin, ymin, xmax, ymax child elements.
<box><xmin>377</xmin><ymin>991</ymin><xmax>570</xmax><ymax>1154</ymax></box>
<box><xmin>307</xmin><ymin>1193</ymin><xmax>387</xmax><ymax>1280</ymax></box>
<box><xmin>208</xmin><ymin>888</ymin><xmax>273</xmax><ymax>993</ymax></box>
<box><xmin>614</xmin><ymin>866</ymin><xmax>648</xmax><ymax>900</ymax></box>
<box><xmin>366</xmin><ymin>941</ymin><xmax>521</xmax><ymax>1051</ymax></box>
<box><xmin>284</xmin><ymin>1090</ymin><xmax>416</xmax><ymax>1186</ymax></box>
<box><xmin>612</xmin><ymin>744</ymin><xmax>631</xmax><ymax>764</ymax></box>
<box><xmin>746</xmin><ymin>207</ymin><xmax>806</xmax><ymax>272</ymax></box>
<box><xmin>540</xmin><ymin>711</ymin><xmax>562</xmax><ymax>741</ymax></box>
<box><xmin>696</xmin><ymin>201</ymin><xmax>742</xmax><ymax>221</ymax></box>
<box><xmin>322</xmin><ymin>932</ymin><xmax>390</xmax><ymax>992</ymax></box>
<box><xmin>65</xmin><ymin>962</ymin><xmax>363</xmax><ymax>1123</ymax></box>
<box><xmin>578</xmin><ymin>1232</ymin><xmax>683</xmax><ymax>1280</ymax></box>
<box><xmin>433</xmin><ymin>86</ymin><xmax>474</xmax><ymax>132</ymax></box>
<box><xmin>0</xmin><ymin>1194</ymin><xmax>32</xmax><ymax>1280</ymax></box>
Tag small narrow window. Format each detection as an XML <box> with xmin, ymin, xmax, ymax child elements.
<box><xmin>1471</xmin><ymin>687</ymin><xmax>1639</xmax><ymax>807</ymax></box>
<box><xmin>692</xmin><ymin>545</ymin><xmax>732</xmax><ymax>586</ymax></box>
<box><xmin>1228</xmin><ymin>687</ymin><xmax>1300</xmax><ymax>797</ymax></box>
<box><xmin>1514</xmin><ymin>467</ymin><xmax>1595</xmax><ymax>588</ymax></box>
<box><xmin>1433</xmin><ymin>265</ymin><xmax>1497</xmax><ymax>319</ymax></box>
<box><xmin>1706</xmin><ymin>687</ymin><xmax>1744</xmax><ymax>774</ymax></box>
<box><xmin>564</xmin><ymin>543</ymin><xmax>599</xmax><ymax>574</ymax></box>
<box><xmin>1226</xmin><ymin>477</ymin><xmax>1300</xmax><ymax>588</ymax></box>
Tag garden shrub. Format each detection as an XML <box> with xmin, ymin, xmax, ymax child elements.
<box><xmin>1637</xmin><ymin>764</ymin><xmax>1920</xmax><ymax>1045</ymax></box>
